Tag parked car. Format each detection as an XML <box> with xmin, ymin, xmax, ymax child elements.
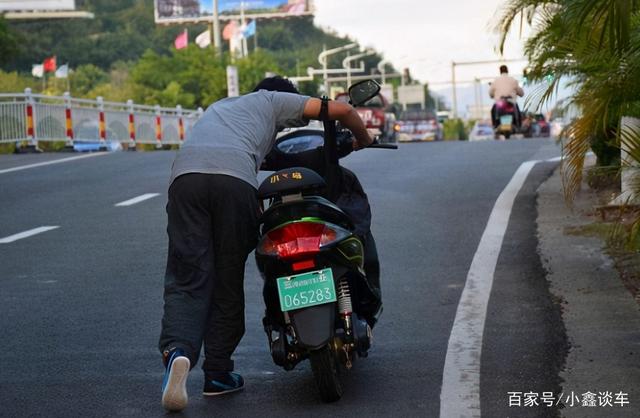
<box><xmin>522</xmin><ymin>113</ymin><xmax>551</xmax><ymax>138</ymax></box>
<box><xmin>533</xmin><ymin>114</ymin><xmax>550</xmax><ymax>137</ymax></box>
<box><xmin>469</xmin><ymin>120</ymin><xmax>495</xmax><ymax>141</ymax></box>
<box><xmin>394</xmin><ymin>109</ymin><xmax>443</xmax><ymax>142</ymax></box>
<box><xmin>335</xmin><ymin>92</ymin><xmax>396</xmax><ymax>143</ymax></box>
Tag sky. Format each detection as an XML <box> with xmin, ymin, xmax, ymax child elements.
<box><xmin>313</xmin><ymin>0</ymin><xmax>529</xmax><ymax>86</ymax></box>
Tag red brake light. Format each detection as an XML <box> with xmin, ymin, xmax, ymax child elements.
<box><xmin>258</xmin><ymin>222</ymin><xmax>347</xmax><ymax>259</ymax></box>
<box><xmin>292</xmin><ymin>259</ymin><xmax>316</xmax><ymax>271</ymax></box>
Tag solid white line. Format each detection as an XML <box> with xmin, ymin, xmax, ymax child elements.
<box><xmin>440</xmin><ymin>160</ymin><xmax>539</xmax><ymax>418</ymax></box>
<box><xmin>0</xmin><ymin>152</ymin><xmax>108</xmax><ymax>175</ymax></box>
<box><xmin>0</xmin><ymin>226</ymin><xmax>60</xmax><ymax>244</ymax></box>
<box><xmin>115</xmin><ymin>193</ymin><xmax>160</xmax><ymax>207</ymax></box>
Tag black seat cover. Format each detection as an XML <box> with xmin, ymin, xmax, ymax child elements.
<box><xmin>258</xmin><ymin>167</ymin><xmax>326</xmax><ymax>200</ymax></box>
<box><xmin>260</xmin><ymin>196</ymin><xmax>354</xmax><ymax>233</ymax></box>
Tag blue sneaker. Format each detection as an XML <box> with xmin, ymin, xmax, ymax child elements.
<box><xmin>161</xmin><ymin>348</ymin><xmax>191</xmax><ymax>411</ymax></box>
<box><xmin>203</xmin><ymin>372</ymin><xmax>244</xmax><ymax>396</ymax></box>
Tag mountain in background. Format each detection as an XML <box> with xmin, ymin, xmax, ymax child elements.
<box><xmin>3</xmin><ymin>0</ymin><xmax>384</xmax><ymax>82</ymax></box>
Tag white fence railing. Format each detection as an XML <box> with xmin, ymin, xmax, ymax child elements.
<box><xmin>0</xmin><ymin>89</ymin><xmax>204</xmax><ymax>149</ymax></box>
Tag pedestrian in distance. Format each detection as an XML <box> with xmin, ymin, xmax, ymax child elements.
<box><xmin>159</xmin><ymin>76</ymin><xmax>373</xmax><ymax>412</ymax></box>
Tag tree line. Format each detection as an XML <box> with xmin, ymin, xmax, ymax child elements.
<box><xmin>0</xmin><ymin>0</ymin><xmax>394</xmax><ymax>108</ymax></box>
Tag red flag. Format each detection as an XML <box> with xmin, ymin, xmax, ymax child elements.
<box><xmin>174</xmin><ymin>30</ymin><xmax>188</xmax><ymax>50</ymax></box>
<box><xmin>43</xmin><ymin>56</ymin><xmax>57</xmax><ymax>73</ymax></box>
<box><xmin>222</xmin><ymin>21</ymin><xmax>239</xmax><ymax>41</ymax></box>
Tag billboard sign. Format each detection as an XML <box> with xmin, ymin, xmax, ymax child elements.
<box><xmin>155</xmin><ymin>0</ymin><xmax>311</xmax><ymax>23</ymax></box>
<box><xmin>0</xmin><ymin>0</ymin><xmax>75</xmax><ymax>10</ymax></box>
<box><xmin>398</xmin><ymin>85</ymin><xmax>425</xmax><ymax>106</ymax></box>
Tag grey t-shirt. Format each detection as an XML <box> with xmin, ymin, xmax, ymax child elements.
<box><xmin>170</xmin><ymin>90</ymin><xmax>310</xmax><ymax>188</ymax></box>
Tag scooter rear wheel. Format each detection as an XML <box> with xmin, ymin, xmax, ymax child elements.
<box><xmin>309</xmin><ymin>345</ymin><xmax>343</xmax><ymax>402</ymax></box>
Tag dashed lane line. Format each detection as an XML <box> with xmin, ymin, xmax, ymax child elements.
<box><xmin>0</xmin><ymin>152</ymin><xmax>108</xmax><ymax>175</ymax></box>
<box><xmin>115</xmin><ymin>193</ymin><xmax>160</xmax><ymax>207</ymax></box>
<box><xmin>0</xmin><ymin>226</ymin><xmax>60</xmax><ymax>244</ymax></box>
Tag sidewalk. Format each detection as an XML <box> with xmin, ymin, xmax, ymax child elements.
<box><xmin>537</xmin><ymin>160</ymin><xmax>640</xmax><ymax>417</ymax></box>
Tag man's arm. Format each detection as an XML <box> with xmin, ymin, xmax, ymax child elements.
<box><xmin>488</xmin><ymin>82</ymin><xmax>495</xmax><ymax>99</ymax></box>
<box><xmin>303</xmin><ymin>98</ymin><xmax>373</xmax><ymax>150</ymax></box>
<box><xmin>516</xmin><ymin>85</ymin><xmax>525</xmax><ymax>97</ymax></box>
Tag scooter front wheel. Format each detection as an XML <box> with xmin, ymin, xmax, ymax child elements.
<box><xmin>309</xmin><ymin>345</ymin><xmax>343</xmax><ymax>402</ymax></box>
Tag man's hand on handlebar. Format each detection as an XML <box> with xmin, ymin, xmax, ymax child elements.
<box><xmin>352</xmin><ymin>128</ymin><xmax>378</xmax><ymax>151</ymax></box>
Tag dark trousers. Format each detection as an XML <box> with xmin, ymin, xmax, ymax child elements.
<box><xmin>158</xmin><ymin>173</ymin><xmax>260</xmax><ymax>373</ymax></box>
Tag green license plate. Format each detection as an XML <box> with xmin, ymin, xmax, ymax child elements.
<box><xmin>276</xmin><ymin>268</ymin><xmax>337</xmax><ymax>312</ymax></box>
<box><xmin>500</xmin><ymin>115</ymin><xmax>513</xmax><ymax>125</ymax></box>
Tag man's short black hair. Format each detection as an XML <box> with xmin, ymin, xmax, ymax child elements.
<box><xmin>499</xmin><ymin>65</ymin><xmax>509</xmax><ymax>74</ymax></box>
<box><xmin>253</xmin><ymin>76</ymin><xmax>299</xmax><ymax>94</ymax></box>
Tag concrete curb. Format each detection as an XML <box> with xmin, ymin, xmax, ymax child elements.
<box><xmin>537</xmin><ymin>163</ymin><xmax>640</xmax><ymax>417</ymax></box>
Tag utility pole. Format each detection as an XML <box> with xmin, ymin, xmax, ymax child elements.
<box><xmin>240</xmin><ymin>2</ymin><xmax>248</xmax><ymax>57</ymax></box>
<box><xmin>212</xmin><ymin>0</ymin><xmax>222</xmax><ymax>57</ymax></box>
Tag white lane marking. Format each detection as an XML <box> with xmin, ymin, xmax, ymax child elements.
<box><xmin>0</xmin><ymin>226</ymin><xmax>60</xmax><ymax>244</ymax></box>
<box><xmin>0</xmin><ymin>152</ymin><xmax>108</xmax><ymax>175</ymax></box>
<box><xmin>115</xmin><ymin>193</ymin><xmax>160</xmax><ymax>207</ymax></box>
<box><xmin>440</xmin><ymin>156</ymin><xmax>560</xmax><ymax>417</ymax></box>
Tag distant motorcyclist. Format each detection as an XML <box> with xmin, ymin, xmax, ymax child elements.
<box><xmin>489</xmin><ymin>65</ymin><xmax>524</xmax><ymax>128</ymax></box>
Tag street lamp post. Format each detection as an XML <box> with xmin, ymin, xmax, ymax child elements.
<box><xmin>318</xmin><ymin>43</ymin><xmax>358</xmax><ymax>94</ymax></box>
<box><xmin>343</xmin><ymin>50</ymin><xmax>375</xmax><ymax>87</ymax></box>
<box><xmin>377</xmin><ymin>59</ymin><xmax>390</xmax><ymax>85</ymax></box>
<box><xmin>451</xmin><ymin>61</ymin><xmax>458</xmax><ymax>118</ymax></box>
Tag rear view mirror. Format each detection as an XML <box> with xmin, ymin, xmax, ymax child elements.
<box><xmin>348</xmin><ymin>80</ymin><xmax>381</xmax><ymax>107</ymax></box>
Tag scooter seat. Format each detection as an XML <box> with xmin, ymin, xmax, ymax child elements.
<box><xmin>259</xmin><ymin>195</ymin><xmax>354</xmax><ymax>233</ymax></box>
<box><xmin>258</xmin><ymin>167</ymin><xmax>326</xmax><ymax>200</ymax></box>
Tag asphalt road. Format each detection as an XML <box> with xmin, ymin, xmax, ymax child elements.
<box><xmin>0</xmin><ymin>138</ymin><xmax>562</xmax><ymax>417</ymax></box>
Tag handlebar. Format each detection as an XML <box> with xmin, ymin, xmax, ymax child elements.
<box><xmin>368</xmin><ymin>141</ymin><xmax>398</xmax><ymax>149</ymax></box>
<box><xmin>337</xmin><ymin>130</ymin><xmax>398</xmax><ymax>153</ymax></box>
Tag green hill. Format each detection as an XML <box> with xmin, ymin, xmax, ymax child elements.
<box><xmin>1</xmin><ymin>0</ymin><xmax>401</xmax><ymax>107</ymax></box>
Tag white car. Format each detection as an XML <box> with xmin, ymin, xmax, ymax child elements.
<box><xmin>469</xmin><ymin>121</ymin><xmax>494</xmax><ymax>141</ymax></box>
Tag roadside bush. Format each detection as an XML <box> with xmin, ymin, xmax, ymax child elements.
<box><xmin>0</xmin><ymin>142</ymin><xmax>15</xmax><ymax>154</ymax></box>
<box><xmin>443</xmin><ymin>119</ymin><xmax>467</xmax><ymax>140</ymax></box>
<box><xmin>38</xmin><ymin>141</ymin><xmax>68</xmax><ymax>152</ymax></box>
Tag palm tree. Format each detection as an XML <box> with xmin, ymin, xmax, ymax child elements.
<box><xmin>496</xmin><ymin>0</ymin><xmax>640</xmax><ymax>202</ymax></box>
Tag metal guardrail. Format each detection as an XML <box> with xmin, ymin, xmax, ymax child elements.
<box><xmin>0</xmin><ymin>89</ymin><xmax>204</xmax><ymax>149</ymax></box>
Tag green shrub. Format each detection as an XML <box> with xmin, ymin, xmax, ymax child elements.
<box><xmin>0</xmin><ymin>142</ymin><xmax>15</xmax><ymax>154</ymax></box>
<box><xmin>38</xmin><ymin>141</ymin><xmax>68</xmax><ymax>152</ymax></box>
<box><xmin>443</xmin><ymin>118</ymin><xmax>467</xmax><ymax>140</ymax></box>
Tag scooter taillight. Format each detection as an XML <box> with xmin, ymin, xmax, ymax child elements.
<box><xmin>257</xmin><ymin>221</ymin><xmax>349</xmax><ymax>259</ymax></box>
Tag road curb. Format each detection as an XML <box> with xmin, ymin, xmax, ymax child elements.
<box><xmin>537</xmin><ymin>162</ymin><xmax>640</xmax><ymax>417</ymax></box>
